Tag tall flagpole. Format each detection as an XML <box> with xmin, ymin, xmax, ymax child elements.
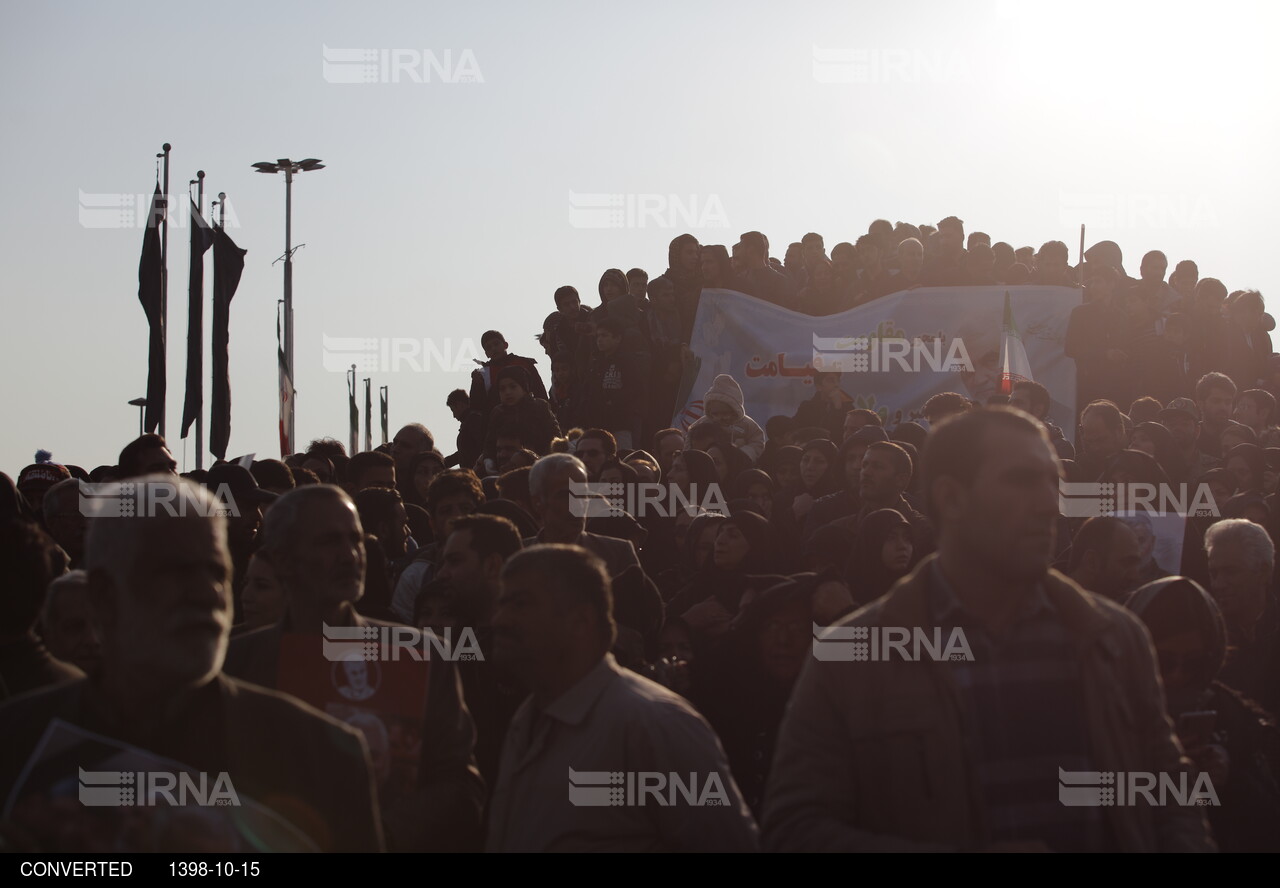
<box><xmin>159</xmin><ymin>143</ymin><xmax>171</xmax><ymax>437</ymax></box>
<box><xmin>284</xmin><ymin>166</ymin><xmax>294</xmax><ymax>454</ymax></box>
<box><xmin>194</xmin><ymin>170</ymin><xmax>205</xmax><ymax>469</ymax></box>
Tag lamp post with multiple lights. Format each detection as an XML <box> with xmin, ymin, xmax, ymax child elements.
<box><xmin>251</xmin><ymin>157</ymin><xmax>324</xmax><ymax>455</ymax></box>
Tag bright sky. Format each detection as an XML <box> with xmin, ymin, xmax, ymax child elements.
<box><xmin>2</xmin><ymin>0</ymin><xmax>1277</xmax><ymax>477</ymax></box>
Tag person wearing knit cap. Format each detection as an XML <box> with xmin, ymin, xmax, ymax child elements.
<box><xmin>15</xmin><ymin>463</ymin><xmax>72</xmax><ymax>515</ymax></box>
<box><xmin>685</xmin><ymin>373</ymin><xmax>765</xmax><ymax>463</ymax></box>
<box><xmin>481</xmin><ymin>364</ymin><xmax>562</xmax><ymax>468</ymax></box>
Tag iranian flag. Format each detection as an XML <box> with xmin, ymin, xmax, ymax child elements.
<box><xmin>999</xmin><ymin>290</ymin><xmax>1033</xmax><ymax>394</ymax></box>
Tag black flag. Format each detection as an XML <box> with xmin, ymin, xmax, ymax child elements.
<box><xmin>138</xmin><ymin>184</ymin><xmax>165</xmax><ymax>433</ymax></box>
<box><xmin>347</xmin><ymin>367</ymin><xmax>358</xmax><ymax>457</ymax></box>
<box><xmin>278</xmin><ymin>306</ymin><xmax>291</xmax><ymax>458</ymax></box>
<box><xmin>210</xmin><ymin>225</ymin><xmax>246</xmax><ymax>460</ymax></box>
<box><xmin>379</xmin><ymin>386</ymin><xmax>388</xmax><ymax>445</ymax></box>
<box><xmin>181</xmin><ymin>200</ymin><xmax>214</xmax><ymax>438</ymax></box>
<box><xmin>364</xmin><ymin>378</ymin><xmax>372</xmax><ymax>453</ymax></box>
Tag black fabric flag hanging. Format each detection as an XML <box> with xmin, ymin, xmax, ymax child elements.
<box><xmin>181</xmin><ymin>200</ymin><xmax>214</xmax><ymax>438</ymax></box>
<box><xmin>138</xmin><ymin>184</ymin><xmax>165</xmax><ymax>433</ymax></box>
<box><xmin>364</xmin><ymin>379</ymin><xmax>372</xmax><ymax>453</ymax></box>
<box><xmin>379</xmin><ymin>386</ymin><xmax>388</xmax><ymax>445</ymax></box>
<box><xmin>347</xmin><ymin>368</ymin><xmax>358</xmax><ymax>457</ymax></box>
<box><xmin>210</xmin><ymin>225</ymin><xmax>247</xmax><ymax>459</ymax></box>
<box><xmin>278</xmin><ymin>306</ymin><xmax>291</xmax><ymax>458</ymax></box>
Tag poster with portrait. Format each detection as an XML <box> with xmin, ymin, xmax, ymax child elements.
<box><xmin>2</xmin><ymin>720</ymin><xmax>316</xmax><ymax>852</ymax></box>
<box><xmin>276</xmin><ymin>633</ymin><xmax>430</xmax><ymax>807</ymax></box>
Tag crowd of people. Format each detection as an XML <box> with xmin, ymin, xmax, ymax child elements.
<box><xmin>2</xmin><ymin>216</ymin><xmax>1279</xmax><ymax>852</ymax></box>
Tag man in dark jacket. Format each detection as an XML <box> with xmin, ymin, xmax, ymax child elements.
<box><xmin>765</xmin><ymin>409</ymin><xmax>1213</xmax><ymax>852</ymax></box>
<box><xmin>803</xmin><ymin>427</ymin><xmax>889</xmax><ymax>538</ymax></box>
<box><xmin>223</xmin><ymin>485</ymin><xmax>485</xmax><ymax>852</ymax></box>
<box><xmin>581</xmin><ymin>316</ymin><xmax>647</xmax><ymax>450</ymax></box>
<box><xmin>1066</xmin><ymin>266</ymin><xmax>1130</xmax><ymax>409</ymax></box>
<box><xmin>543</xmin><ymin>286</ymin><xmax>594</xmax><ymax>377</ymax></box>
<box><xmin>650</xmin><ymin>234</ymin><xmax>702</xmax><ymax>342</ymax></box>
<box><xmin>445</xmin><ymin>388</ymin><xmax>486</xmax><ymax>469</ymax></box>
<box><xmin>921</xmin><ymin>216</ymin><xmax>968</xmax><ymax>286</ymax></box>
<box><xmin>0</xmin><ymin>477</ymin><xmax>383</xmax><ymax>853</ymax></box>
<box><xmin>1223</xmin><ymin>289</ymin><xmax>1273</xmax><ymax>393</ymax></box>
<box><xmin>734</xmin><ymin>231</ymin><xmax>796</xmax><ymax>308</ymax></box>
<box><xmin>470</xmin><ymin>330</ymin><xmax>548</xmax><ymax>412</ymax></box>
<box><xmin>1010</xmin><ymin>380</ymin><xmax>1075</xmax><ymax>460</ymax></box>
<box><xmin>793</xmin><ymin>372</ymin><xmax>854</xmax><ymax>441</ymax></box>
<box><xmin>481</xmin><ymin>366</ymin><xmax>562</xmax><ymax>461</ymax></box>
<box><xmin>825</xmin><ymin>440</ymin><xmax>933</xmax><ymax>555</ymax></box>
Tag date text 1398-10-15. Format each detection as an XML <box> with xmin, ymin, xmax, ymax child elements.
<box><xmin>170</xmin><ymin>862</ymin><xmax>261</xmax><ymax>877</ymax></box>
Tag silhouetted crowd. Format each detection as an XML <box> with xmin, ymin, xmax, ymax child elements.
<box><xmin>2</xmin><ymin>217</ymin><xmax>1278</xmax><ymax>853</ymax></box>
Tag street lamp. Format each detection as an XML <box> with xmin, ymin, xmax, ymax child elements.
<box><xmin>252</xmin><ymin>157</ymin><xmax>324</xmax><ymax>455</ymax></box>
<box><xmin>128</xmin><ymin>397</ymin><xmax>147</xmax><ymax>437</ymax></box>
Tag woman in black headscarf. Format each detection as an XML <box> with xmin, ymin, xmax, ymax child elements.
<box><xmin>791</xmin><ymin>438</ymin><xmax>840</xmax><ymax>523</ymax></box>
<box><xmin>845</xmin><ymin>508</ymin><xmax>916</xmax><ymax>606</ymax></box>
<box><xmin>1098</xmin><ymin>449</ymin><xmax>1171</xmax><ymax>488</ymax></box>
<box><xmin>706</xmin><ymin>574</ymin><xmax>820</xmax><ymax>817</ymax></box>
<box><xmin>1131</xmin><ymin>421</ymin><xmax>1187</xmax><ymax>484</ymax></box>
<box><xmin>1127</xmin><ymin>577</ymin><xmax>1280</xmax><ymax>851</ymax></box>
<box><xmin>1224</xmin><ymin>443</ymin><xmax>1266</xmax><ymax>495</ymax></box>
<box><xmin>732</xmin><ymin>469</ymin><xmax>776</xmax><ymax>520</ymax></box>
<box><xmin>668</xmin><ymin>511</ymin><xmax>778</xmax><ymax>629</ymax></box>
<box><xmin>667</xmin><ymin>449</ymin><xmax>719</xmax><ymax>502</ymax></box>
<box><xmin>706</xmin><ymin>441</ymin><xmax>751</xmax><ymax>490</ymax></box>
